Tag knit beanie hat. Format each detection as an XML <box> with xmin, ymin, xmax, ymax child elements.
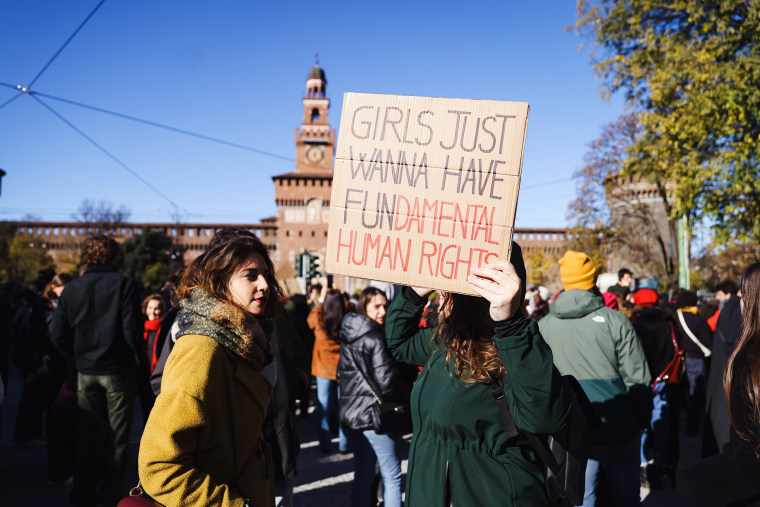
<box><xmin>633</xmin><ymin>288</ymin><xmax>659</xmax><ymax>307</ymax></box>
<box><xmin>559</xmin><ymin>251</ymin><xmax>597</xmax><ymax>290</ymax></box>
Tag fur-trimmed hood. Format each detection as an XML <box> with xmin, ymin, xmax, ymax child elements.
<box><xmin>173</xmin><ymin>288</ymin><xmax>269</xmax><ymax>370</ymax></box>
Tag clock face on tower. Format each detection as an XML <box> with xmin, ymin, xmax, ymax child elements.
<box><xmin>306</xmin><ymin>145</ymin><xmax>324</xmax><ymax>164</ymax></box>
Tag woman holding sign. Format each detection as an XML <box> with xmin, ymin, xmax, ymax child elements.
<box><xmin>384</xmin><ymin>244</ymin><xmax>572</xmax><ymax>506</ymax></box>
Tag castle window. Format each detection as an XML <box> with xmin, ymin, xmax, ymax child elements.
<box><xmin>311</xmin><ymin>108</ymin><xmax>320</xmax><ymax>121</ymax></box>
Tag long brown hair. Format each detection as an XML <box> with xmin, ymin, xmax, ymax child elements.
<box><xmin>724</xmin><ymin>262</ymin><xmax>760</xmax><ymax>455</ymax></box>
<box><xmin>176</xmin><ymin>235</ymin><xmax>282</xmax><ymax>318</ymax></box>
<box><xmin>319</xmin><ymin>289</ymin><xmax>345</xmax><ymax>342</ymax></box>
<box><xmin>357</xmin><ymin>287</ymin><xmax>386</xmax><ymax>319</ymax></box>
<box><xmin>42</xmin><ymin>273</ymin><xmax>73</xmax><ymax>309</ymax></box>
<box><xmin>436</xmin><ymin>292</ymin><xmax>505</xmax><ymax>384</ymax></box>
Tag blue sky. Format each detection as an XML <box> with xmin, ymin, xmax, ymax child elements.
<box><xmin>0</xmin><ymin>0</ymin><xmax>625</xmax><ymax>228</ymax></box>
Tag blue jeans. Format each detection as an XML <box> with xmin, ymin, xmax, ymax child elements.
<box><xmin>347</xmin><ymin>428</ymin><xmax>403</xmax><ymax>507</ymax></box>
<box><xmin>316</xmin><ymin>376</ymin><xmax>348</xmax><ymax>452</ymax></box>
<box><xmin>583</xmin><ymin>437</ymin><xmax>640</xmax><ymax>507</ymax></box>
<box><xmin>641</xmin><ymin>385</ymin><xmax>671</xmax><ymax>466</ymax></box>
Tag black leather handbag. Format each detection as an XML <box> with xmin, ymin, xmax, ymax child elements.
<box><xmin>358</xmin><ymin>367</ymin><xmax>413</xmax><ymax>435</ymax></box>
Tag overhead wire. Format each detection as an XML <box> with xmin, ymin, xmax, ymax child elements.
<box><xmin>31</xmin><ymin>94</ymin><xmax>190</xmax><ymax>215</ymax></box>
<box><xmin>0</xmin><ymin>93</ymin><xmax>22</xmax><ymax>112</ymax></box>
<box><xmin>30</xmin><ymin>88</ymin><xmax>295</xmax><ymax>161</ymax></box>
<box><xmin>521</xmin><ymin>177</ymin><xmax>574</xmax><ymax>190</ymax></box>
<box><xmin>0</xmin><ymin>80</ymin><xmax>295</xmax><ymax>162</ymax></box>
<box><xmin>27</xmin><ymin>0</ymin><xmax>108</xmax><ymax>88</ymax></box>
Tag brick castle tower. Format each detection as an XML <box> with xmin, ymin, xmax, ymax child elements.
<box><xmin>272</xmin><ymin>61</ymin><xmax>335</xmax><ymax>274</ymax></box>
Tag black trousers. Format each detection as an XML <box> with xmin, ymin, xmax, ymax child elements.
<box><xmin>73</xmin><ymin>371</ymin><xmax>135</xmax><ymax>507</ymax></box>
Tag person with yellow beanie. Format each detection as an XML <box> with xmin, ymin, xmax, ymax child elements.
<box><xmin>539</xmin><ymin>250</ymin><xmax>651</xmax><ymax>507</ymax></box>
<box><xmin>558</xmin><ymin>251</ymin><xmax>598</xmax><ymax>291</ymax></box>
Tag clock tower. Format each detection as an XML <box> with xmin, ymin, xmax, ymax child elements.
<box><xmin>271</xmin><ymin>61</ymin><xmax>335</xmax><ymax>277</ymax></box>
<box><xmin>294</xmin><ymin>62</ymin><xmax>335</xmax><ymax>173</ymax></box>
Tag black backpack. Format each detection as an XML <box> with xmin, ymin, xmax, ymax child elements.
<box><xmin>492</xmin><ymin>375</ymin><xmax>601</xmax><ymax>507</ymax></box>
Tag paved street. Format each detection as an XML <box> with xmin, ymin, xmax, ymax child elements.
<box><xmin>1</xmin><ymin>365</ymin><xmax>695</xmax><ymax>506</ymax></box>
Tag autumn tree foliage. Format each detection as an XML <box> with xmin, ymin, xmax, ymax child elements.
<box><xmin>574</xmin><ymin>0</ymin><xmax>760</xmax><ymax>243</ymax></box>
<box><xmin>568</xmin><ymin>113</ymin><xmax>680</xmax><ymax>287</ymax></box>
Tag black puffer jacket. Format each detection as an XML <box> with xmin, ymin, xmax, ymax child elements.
<box><xmin>337</xmin><ymin>312</ymin><xmax>410</xmax><ymax>431</ymax></box>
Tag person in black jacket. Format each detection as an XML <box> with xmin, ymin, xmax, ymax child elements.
<box><xmin>630</xmin><ymin>288</ymin><xmax>681</xmax><ymax>488</ymax></box>
<box><xmin>704</xmin><ymin>280</ymin><xmax>742</xmax><ymax>457</ymax></box>
<box><xmin>674</xmin><ymin>290</ymin><xmax>713</xmax><ymax>434</ymax></box>
<box><xmin>49</xmin><ymin>234</ymin><xmax>142</xmax><ymax>507</ymax></box>
<box><xmin>338</xmin><ymin>286</ymin><xmax>411</xmax><ymax>507</ymax></box>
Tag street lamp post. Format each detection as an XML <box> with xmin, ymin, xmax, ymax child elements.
<box><xmin>165</xmin><ymin>249</ymin><xmax>179</xmax><ymax>275</ymax></box>
<box><xmin>29</xmin><ymin>240</ymin><xmax>48</xmax><ymax>280</ymax></box>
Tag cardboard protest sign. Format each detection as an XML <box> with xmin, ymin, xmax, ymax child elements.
<box><xmin>326</xmin><ymin>93</ymin><xmax>529</xmax><ymax>295</ymax></box>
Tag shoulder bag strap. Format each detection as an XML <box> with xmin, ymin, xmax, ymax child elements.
<box><xmin>491</xmin><ymin>383</ymin><xmax>518</xmax><ymax>438</ymax></box>
<box><xmin>356</xmin><ymin>363</ymin><xmax>383</xmax><ymax>406</ymax></box>
<box><xmin>490</xmin><ymin>383</ymin><xmax>561</xmax><ymax>474</ymax></box>
<box><xmin>677</xmin><ymin>311</ymin><xmax>711</xmax><ymax>357</ymax></box>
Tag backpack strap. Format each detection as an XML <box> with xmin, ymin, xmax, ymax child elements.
<box><xmin>490</xmin><ymin>383</ymin><xmax>562</xmax><ymax>475</ymax></box>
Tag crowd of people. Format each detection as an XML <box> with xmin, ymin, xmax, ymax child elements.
<box><xmin>1</xmin><ymin>230</ymin><xmax>760</xmax><ymax>507</ymax></box>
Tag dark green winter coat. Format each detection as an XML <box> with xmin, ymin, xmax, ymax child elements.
<box><xmin>385</xmin><ymin>292</ymin><xmax>572</xmax><ymax>507</ymax></box>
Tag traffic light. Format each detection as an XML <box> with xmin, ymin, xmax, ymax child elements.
<box><xmin>295</xmin><ymin>253</ymin><xmax>303</xmax><ymax>277</ymax></box>
<box><xmin>307</xmin><ymin>254</ymin><xmax>320</xmax><ymax>279</ymax></box>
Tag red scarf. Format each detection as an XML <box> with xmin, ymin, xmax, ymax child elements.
<box><xmin>144</xmin><ymin>319</ymin><xmax>162</xmax><ymax>373</ymax></box>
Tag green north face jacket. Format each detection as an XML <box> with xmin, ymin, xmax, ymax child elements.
<box><xmin>538</xmin><ymin>289</ymin><xmax>652</xmax><ymax>445</ymax></box>
<box><xmin>385</xmin><ymin>293</ymin><xmax>571</xmax><ymax>507</ymax></box>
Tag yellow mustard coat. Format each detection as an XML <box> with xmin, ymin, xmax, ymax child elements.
<box><xmin>138</xmin><ymin>334</ymin><xmax>274</xmax><ymax>507</ymax></box>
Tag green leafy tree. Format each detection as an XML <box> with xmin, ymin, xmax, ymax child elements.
<box><xmin>0</xmin><ymin>234</ymin><xmax>56</xmax><ymax>285</ymax></box>
<box><xmin>142</xmin><ymin>262</ymin><xmax>171</xmax><ymax>291</ymax></box>
<box><xmin>524</xmin><ymin>250</ymin><xmax>557</xmax><ymax>286</ymax></box>
<box><xmin>574</xmin><ymin>0</ymin><xmax>760</xmax><ymax>243</ymax></box>
<box><xmin>119</xmin><ymin>228</ymin><xmax>183</xmax><ymax>290</ymax></box>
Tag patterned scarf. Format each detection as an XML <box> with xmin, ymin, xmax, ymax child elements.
<box><xmin>172</xmin><ymin>288</ymin><xmax>270</xmax><ymax>371</ymax></box>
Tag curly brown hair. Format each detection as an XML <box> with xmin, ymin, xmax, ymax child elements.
<box><xmin>176</xmin><ymin>235</ymin><xmax>282</xmax><ymax>318</ymax></box>
<box><xmin>436</xmin><ymin>292</ymin><xmax>505</xmax><ymax>384</ymax></box>
<box><xmin>434</xmin><ymin>243</ymin><xmax>528</xmax><ymax>385</ymax></box>
<box><xmin>80</xmin><ymin>234</ymin><xmax>120</xmax><ymax>270</ymax></box>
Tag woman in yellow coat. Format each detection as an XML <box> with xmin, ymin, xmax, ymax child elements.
<box><xmin>138</xmin><ymin>234</ymin><xmax>281</xmax><ymax>506</ymax></box>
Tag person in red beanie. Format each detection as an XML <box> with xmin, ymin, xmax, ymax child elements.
<box><xmin>629</xmin><ymin>287</ymin><xmax>681</xmax><ymax>488</ymax></box>
<box><xmin>633</xmin><ymin>288</ymin><xmax>659</xmax><ymax>308</ymax></box>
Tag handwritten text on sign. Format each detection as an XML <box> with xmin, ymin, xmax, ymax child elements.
<box><xmin>326</xmin><ymin>93</ymin><xmax>529</xmax><ymax>295</ymax></box>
